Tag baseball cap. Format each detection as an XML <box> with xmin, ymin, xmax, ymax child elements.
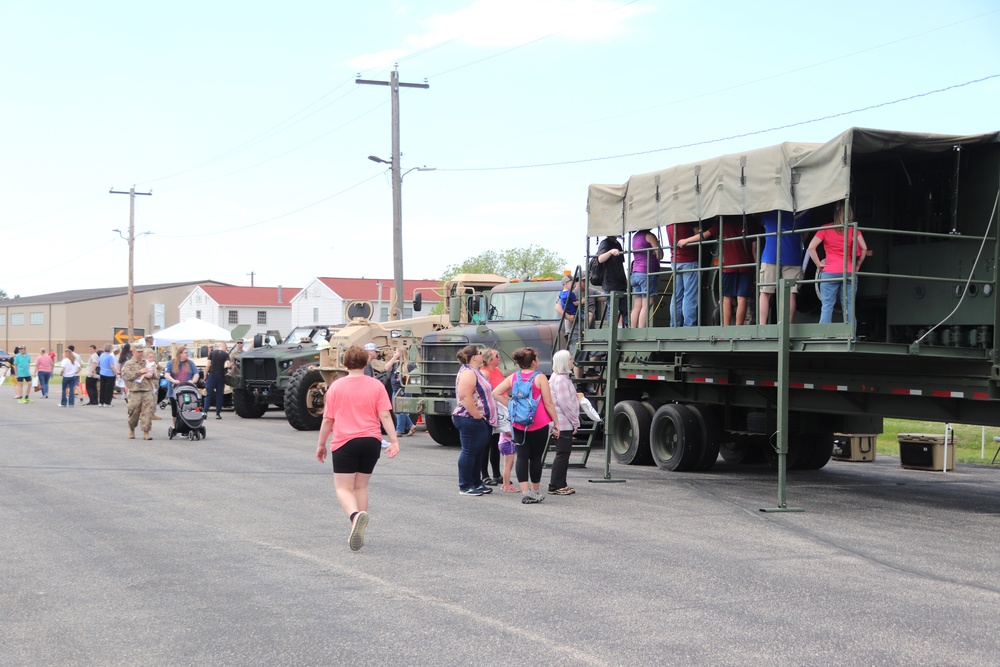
<box><xmin>364</xmin><ymin>343</ymin><xmax>378</xmax><ymax>352</ymax></box>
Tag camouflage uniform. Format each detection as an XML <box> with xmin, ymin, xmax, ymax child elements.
<box><xmin>122</xmin><ymin>356</ymin><xmax>158</xmax><ymax>436</ymax></box>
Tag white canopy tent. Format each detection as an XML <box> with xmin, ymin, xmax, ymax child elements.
<box><xmin>152</xmin><ymin>318</ymin><xmax>234</xmax><ymax>347</ymax></box>
<box><xmin>587</xmin><ymin>127</ymin><xmax>999</xmax><ymax>237</ymax></box>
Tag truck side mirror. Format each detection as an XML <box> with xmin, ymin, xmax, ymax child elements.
<box><xmin>253</xmin><ymin>334</ymin><xmax>264</xmax><ymax>348</ymax></box>
<box><xmin>413</xmin><ymin>292</ymin><xmax>422</xmax><ymax>312</ymax></box>
<box><xmin>449</xmin><ymin>296</ymin><xmax>462</xmax><ymax>326</ymax></box>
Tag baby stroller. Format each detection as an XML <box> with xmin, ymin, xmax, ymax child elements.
<box><xmin>168</xmin><ymin>382</ymin><xmax>207</xmax><ymax>441</ymax></box>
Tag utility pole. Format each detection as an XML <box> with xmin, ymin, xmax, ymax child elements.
<box><xmin>247</xmin><ymin>271</ymin><xmax>255</xmax><ymax>287</ymax></box>
<box><xmin>110</xmin><ymin>186</ymin><xmax>152</xmax><ymax>342</ymax></box>
<box><xmin>357</xmin><ymin>67</ymin><xmax>428</xmax><ymax>320</ymax></box>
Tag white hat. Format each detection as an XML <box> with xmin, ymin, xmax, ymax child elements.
<box><xmin>363</xmin><ymin>343</ymin><xmax>378</xmax><ymax>352</ymax></box>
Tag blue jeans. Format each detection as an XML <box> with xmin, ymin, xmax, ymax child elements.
<box><xmin>819</xmin><ymin>271</ymin><xmax>857</xmax><ymax>324</ymax></box>
<box><xmin>61</xmin><ymin>376</ymin><xmax>78</xmax><ymax>406</ymax></box>
<box><xmin>629</xmin><ymin>272</ymin><xmax>657</xmax><ymax>298</ymax></box>
<box><xmin>37</xmin><ymin>370</ymin><xmax>52</xmax><ymax>397</ymax></box>
<box><xmin>204</xmin><ymin>374</ymin><xmax>225</xmax><ymax>415</ymax></box>
<box><xmin>454</xmin><ymin>414</ymin><xmax>491</xmax><ymax>490</ymax></box>
<box><xmin>669</xmin><ymin>262</ymin><xmax>698</xmax><ymax>326</ymax></box>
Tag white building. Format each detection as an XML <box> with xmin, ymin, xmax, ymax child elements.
<box><xmin>290</xmin><ymin>277</ymin><xmax>442</xmax><ymax>325</ymax></box>
<box><xmin>179</xmin><ymin>285</ymin><xmax>301</xmax><ymax>339</ymax></box>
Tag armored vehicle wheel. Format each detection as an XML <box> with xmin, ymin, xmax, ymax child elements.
<box><xmin>284</xmin><ymin>367</ymin><xmax>327</xmax><ymax>431</ymax></box>
<box><xmin>649</xmin><ymin>404</ymin><xmax>700</xmax><ymax>471</ymax></box>
<box><xmin>686</xmin><ymin>403</ymin><xmax>722</xmax><ymax>471</ymax></box>
<box><xmin>610</xmin><ymin>400</ymin><xmax>652</xmax><ymax>465</ymax></box>
<box><xmin>426</xmin><ymin>415</ymin><xmax>461</xmax><ymax>447</ymax></box>
<box><xmin>797</xmin><ymin>432</ymin><xmax>834</xmax><ymax>470</ymax></box>
<box><xmin>233</xmin><ymin>388</ymin><xmax>267</xmax><ymax>419</ymax></box>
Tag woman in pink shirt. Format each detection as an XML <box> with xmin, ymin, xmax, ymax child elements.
<box><xmin>316</xmin><ymin>345</ymin><xmax>400</xmax><ymax>551</ymax></box>
<box><xmin>35</xmin><ymin>348</ymin><xmax>54</xmax><ymax>398</ymax></box>
<box><xmin>807</xmin><ymin>202</ymin><xmax>867</xmax><ymax>324</ymax></box>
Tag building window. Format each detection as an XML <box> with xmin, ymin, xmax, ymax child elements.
<box><xmin>0</xmin><ymin>313</ymin><xmax>5</xmax><ymax>326</ymax></box>
<box><xmin>229</xmin><ymin>310</ymin><xmax>238</xmax><ymax>324</ymax></box>
<box><xmin>30</xmin><ymin>312</ymin><xmax>44</xmax><ymax>325</ymax></box>
<box><xmin>313</xmin><ymin>307</ymin><xmax>319</xmax><ymax>323</ymax></box>
<box><xmin>11</xmin><ymin>313</ymin><xmax>24</xmax><ymax>326</ymax></box>
<box><xmin>196</xmin><ymin>310</ymin><xmax>202</xmax><ymax>319</ymax></box>
<box><xmin>257</xmin><ymin>311</ymin><xmax>267</xmax><ymax>325</ymax></box>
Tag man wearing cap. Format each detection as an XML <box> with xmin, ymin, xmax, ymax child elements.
<box><xmin>362</xmin><ymin>343</ymin><xmax>379</xmax><ymax>377</ymax></box>
<box><xmin>228</xmin><ymin>340</ymin><xmax>244</xmax><ymax>374</ymax></box>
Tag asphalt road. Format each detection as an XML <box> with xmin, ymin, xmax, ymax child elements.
<box><xmin>3</xmin><ymin>389</ymin><xmax>1000</xmax><ymax>666</ymax></box>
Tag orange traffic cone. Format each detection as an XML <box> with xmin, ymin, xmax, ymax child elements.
<box><xmin>80</xmin><ymin>381</ymin><xmax>87</xmax><ymax>397</ymax></box>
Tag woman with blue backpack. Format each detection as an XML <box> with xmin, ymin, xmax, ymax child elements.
<box><xmin>491</xmin><ymin>347</ymin><xmax>560</xmax><ymax>504</ymax></box>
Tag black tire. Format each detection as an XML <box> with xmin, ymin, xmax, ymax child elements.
<box><xmin>686</xmin><ymin>403</ymin><xmax>722</xmax><ymax>471</ymax></box>
<box><xmin>426</xmin><ymin>414</ymin><xmax>461</xmax><ymax>447</ymax></box>
<box><xmin>167</xmin><ymin>427</ymin><xmax>175</xmax><ymax>440</ymax></box>
<box><xmin>232</xmin><ymin>388</ymin><xmax>267</xmax><ymax>419</ymax></box>
<box><xmin>610</xmin><ymin>400</ymin><xmax>653</xmax><ymax>465</ymax></box>
<box><xmin>649</xmin><ymin>404</ymin><xmax>700</xmax><ymax>471</ymax></box>
<box><xmin>762</xmin><ymin>433</ymin><xmax>803</xmax><ymax>469</ymax></box>
<box><xmin>284</xmin><ymin>367</ymin><xmax>327</xmax><ymax>431</ymax></box>
<box><xmin>199</xmin><ymin>426</ymin><xmax>207</xmax><ymax>440</ymax></box>
<box><xmin>797</xmin><ymin>432</ymin><xmax>834</xmax><ymax>470</ymax></box>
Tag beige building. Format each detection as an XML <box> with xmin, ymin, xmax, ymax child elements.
<box><xmin>0</xmin><ymin>281</ymin><xmax>227</xmax><ymax>359</ymax></box>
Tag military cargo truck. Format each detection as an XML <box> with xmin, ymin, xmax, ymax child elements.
<box><xmin>228</xmin><ymin>325</ymin><xmax>341</xmax><ymax>419</ymax></box>
<box><xmin>283</xmin><ymin>274</ymin><xmax>510</xmax><ymax>431</ymax></box>
<box><xmin>584</xmin><ymin>127</ymin><xmax>1000</xmax><ymax>495</ymax></box>
<box><xmin>398</xmin><ymin>278</ymin><xmax>565</xmax><ymax>446</ymax></box>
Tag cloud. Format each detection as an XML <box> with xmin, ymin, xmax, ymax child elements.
<box><xmin>348</xmin><ymin>0</ymin><xmax>653</xmax><ymax>69</ymax></box>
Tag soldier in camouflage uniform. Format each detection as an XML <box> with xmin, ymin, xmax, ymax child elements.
<box><xmin>122</xmin><ymin>348</ymin><xmax>160</xmax><ymax>440</ymax></box>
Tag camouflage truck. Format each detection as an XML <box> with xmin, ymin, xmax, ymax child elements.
<box><xmin>283</xmin><ymin>274</ymin><xmax>510</xmax><ymax>431</ymax></box>
<box><xmin>397</xmin><ymin>278</ymin><xmax>565</xmax><ymax>447</ymax></box>
<box><xmin>228</xmin><ymin>325</ymin><xmax>341</xmax><ymax>419</ymax></box>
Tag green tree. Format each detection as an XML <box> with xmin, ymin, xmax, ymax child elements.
<box><xmin>442</xmin><ymin>245</ymin><xmax>565</xmax><ymax>281</ymax></box>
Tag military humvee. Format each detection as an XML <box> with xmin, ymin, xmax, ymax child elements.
<box><xmin>397</xmin><ymin>278</ymin><xmax>565</xmax><ymax>446</ymax></box>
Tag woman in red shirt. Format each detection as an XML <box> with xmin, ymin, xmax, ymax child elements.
<box><xmin>316</xmin><ymin>345</ymin><xmax>400</xmax><ymax>551</ymax></box>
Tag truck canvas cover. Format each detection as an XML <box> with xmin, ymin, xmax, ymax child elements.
<box><xmin>587</xmin><ymin>127</ymin><xmax>999</xmax><ymax>237</ymax></box>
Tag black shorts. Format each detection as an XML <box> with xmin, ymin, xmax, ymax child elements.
<box><xmin>17</xmin><ymin>376</ymin><xmax>31</xmax><ymax>383</ymax></box>
<box><xmin>331</xmin><ymin>437</ymin><xmax>382</xmax><ymax>475</ymax></box>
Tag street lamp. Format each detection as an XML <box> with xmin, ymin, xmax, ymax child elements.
<box><xmin>368</xmin><ymin>156</ymin><xmax>435</xmax><ymax>320</ymax></box>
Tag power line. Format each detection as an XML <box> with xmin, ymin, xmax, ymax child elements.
<box><xmin>436</xmin><ymin>74</ymin><xmax>1000</xmax><ymax>172</ymax></box>
<box><xmin>136</xmin><ymin>78</ymin><xmax>360</xmax><ymax>186</ymax></box>
<box><xmin>154</xmin><ymin>172</ymin><xmax>385</xmax><ymax>239</ymax></box>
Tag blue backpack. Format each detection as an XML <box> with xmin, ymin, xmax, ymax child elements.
<box><xmin>508</xmin><ymin>371</ymin><xmax>540</xmax><ymax>429</ymax></box>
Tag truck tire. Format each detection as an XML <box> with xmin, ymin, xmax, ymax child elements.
<box><xmin>686</xmin><ymin>403</ymin><xmax>722</xmax><ymax>471</ymax></box>
<box><xmin>762</xmin><ymin>433</ymin><xmax>802</xmax><ymax>469</ymax></box>
<box><xmin>233</xmin><ymin>388</ymin><xmax>267</xmax><ymax>419</ymax></box>
<box><xmin>426</xmin><ymin>415</ymin><xmax>461</xmax><ymax>447</ymax></box>
<box><xmin>649</xmin><ymin>404</ymin><xmax>700</xmax><ymax>471</ymax></box>
<box><xmin>797</xmin><ymin>432</ymin><xmax>834</xmax><ymax>470</ymax></box>
<box><xmin>610</xmin><ymin>400</ymin><xmax>652</xmax><ymax>465</ymax></box>
<box><xmin>284</xmin><ymin>367</ymin><xmax>327</xmax><ymax>431</ymax></box>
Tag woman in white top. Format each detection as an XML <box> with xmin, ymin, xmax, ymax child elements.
<box><xmin>60</xmin><ymin>349</ymin><xmax>82</xmax><ymax>407</ymax></box>
<box><xmin>547</xmin><ymin>350</ymin><xmax>580</xmax><ymax>495</ymax></box>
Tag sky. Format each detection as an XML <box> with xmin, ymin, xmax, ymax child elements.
<box><xmin>2</xmin><ymin>0</ymin><xmax>999</xmax><ymax>298</ymax></box>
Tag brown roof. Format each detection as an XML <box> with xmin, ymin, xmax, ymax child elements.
<box><xmin>315</xmin><ymin>277</ymin><xmax>442</xmax><ymax>301</ymax></box>
<box><xmin>199</xmin><ymin>285</ymin><xmax>301</xmax><ymax>307</ymax></box>
<box><xmin>0</xmin><ymin>281</ymin><xmax>229</xmax><ymax>306</ymax></box>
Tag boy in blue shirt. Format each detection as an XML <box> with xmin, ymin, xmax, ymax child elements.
<box><xmin>14</xmin><ymin>347</ymin><xmax>32</xmax><ymax>403</ymax></box>
<box><xmin>555</xmin><ymin>275</ymin><xmax>580</xmax><ymax>355</ymax></box>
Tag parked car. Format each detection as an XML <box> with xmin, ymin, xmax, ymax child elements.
<box><xmin>0</xmin><ymin>348</ymin><xmax>13</xmax><ymax>365</ymax></box>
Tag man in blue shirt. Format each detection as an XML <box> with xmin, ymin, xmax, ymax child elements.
<box><xmin>14</xmin><ymin>347</ymin><xmax>32</xmax><ymax>403</ymax></box>
<box><xmin>98</xmin><ymin>344</ymin><xmax>118</xmax><ymax>407</ymax></box>
<box><xmin>758</xmin><ymin>210</ymin><xmax>809</xmax><ymax>325</ymax></box>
